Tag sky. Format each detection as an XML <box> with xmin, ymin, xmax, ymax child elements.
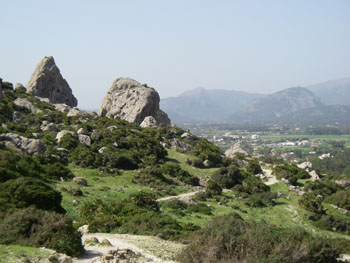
<box><xmin>1</xmin><ymin>0</ymin><xmax>349</xmax><ymax>109</ymax></box>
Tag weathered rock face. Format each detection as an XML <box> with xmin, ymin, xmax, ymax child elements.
<box><xmin>26</xmin><ymin>56</ymin><xmax>78</xmax><ymax>107</ymax></box>
<box><xmin>14</xmin><ymin>98</ymin><xmax>42</xmax><ymax>114</ymax></box>
<box><xmin>0</xmin><ymin>133</ymin><xmax>47</xmax><ymax>155</ymax></box>
<box><xmin>98</xmin><ymin>77</ymin><xmax>170</xmax><ymax>126</ymax></box>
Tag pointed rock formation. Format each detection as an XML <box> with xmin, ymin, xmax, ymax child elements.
<box><xmin>26</xmin><ymin>56</ymin><xmax>77</xmax><ymax>107</ymax></box>
<box><xmin>98</xmin><ymin>77</ymin><xmax>170</xmax><ymax>125</ymax></box>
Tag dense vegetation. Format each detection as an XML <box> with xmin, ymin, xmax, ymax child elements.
<box><xmin>178</xmin><ymin>213</ymin><xmax>347</xmax><ymax>263</ymax></box>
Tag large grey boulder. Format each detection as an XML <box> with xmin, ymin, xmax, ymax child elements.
<box><xmin>140</xmin><ymin>116</ymin><xmax>157</xmax><ymax>127</ymax></box>
<box><xmin>14</xmin><ymin>98</ymin><xmax>42</xmax><ymax>114</ymax></box>
<box><xmin>56</xmin><ymin>130</ymin><xmax>74</xmax><ymax>142</ymax></box>
<box><xmin>98</xmin><ymin>77</ymin><xmax>170</xmax><ymax>126</ymax></box>
<box><xmin>0</xmin><ymin>133</ymin><xmax>47</xmax><ymax>155</ymax></box>
<box><xmin>78</xmin><ymin>134</ymin><xmax>91</xmax><ymax>146</ymax></box>
<box><xmin>26</xmin><ymin>56</ymin><xmax>78</xmax><ymax>107</ymax></box>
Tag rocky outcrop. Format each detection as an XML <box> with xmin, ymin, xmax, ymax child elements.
<box><xmin>14</xmin><ymin>83</ymin><xmax>26</xmax><ymax>92</ymax></box>
<box><xmin>0</xmin><ymin>133</ymin><xmax>47</xmax><ymax>155</ymax></box>
<box><xmin>225</xmin><ymin>144</ymin><xmax>248</xmax><ymax>157</ymax></box>
<box><xmin>14</xmin><ymin>98</ymin><xmax>42</xmax><ymax>113</ymax></box>
<box><xmin>98</xmin><ymin>77</ymin><xmax>170</xmax><ymax>126</ymax></box>
<box><xmin>56</xmin><ymin>130</ymin><xmax>74</xmax><ymax>142</ymax></box>
<box><xmin>26</xmin><ymin>56</ymin><xmax>78</xmax><ymax>107</ymax></box>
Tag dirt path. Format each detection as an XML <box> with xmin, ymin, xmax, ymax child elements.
<box><xmin>156</xmin><ymin>190</ymin><xmax>201</xmax><ymax>202</ymax></box>
<box><xmin>262</xmin><ymin>168</ymin><xmax>278</xmax><ymax>185</ymax></box>
<box><xmin>73</xmin><ymin>233</ymin><xmax>184</xmax><ymax>263</ymax></box>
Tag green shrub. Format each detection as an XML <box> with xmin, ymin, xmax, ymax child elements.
<box><xmin>0</xmin><ymin>177</ymin><xmax>64</xmax><ymax>213</ymax></box>
<box><xmin>186</xmin><ymin>203</ymin><xmax>212</xmax><ymax>215</ymax></box>
<box><xmin>58</xmin><ymin>133</ymin><xmax>79</xmax><ymax>150</ymax></box>
<box><xmin>205</xmin><ymin>180</ymin><xmax>222</xmax><ymax>195</ymax></box>
<box><xmin>244</xmin><ymin>192</ymin><xmax>277</xmax><ymax>207</ymax></box>
<box><xmin>178</xmin><ymin>213</ymin><xmax>343</xmax><ymax>263</ymax></box>
<box><xmin>78</xmin><ymin>198</ymin><xmax>198</xmax><ymax>240</ymax></box>
<box><xmin>161</xmin><ymin>163</ymin><xmax>199</xmax><ymax>186</ymax></box>
<box><xmin>299</xmin><ymin>192</ymin><xmax>325</xmax><ymax>214</ymax></box>
<box><xmin>211</xmin><ymin>165</ymin><xmax>244</xmax><ymax>189</ymax></box>
<box><xmin>273</xmin><ymin>163</ymin><xmax>309</xmax><ymax>185</ymax></box>
<box><xmin>0</xmin><ymin>207</ymin><xmax>83</xmax><ymax>257</ymax></box>
<box><xmin>247</xmin><ymin>160</ymin><xmax>263</xmax><ymax>175</ymax></box>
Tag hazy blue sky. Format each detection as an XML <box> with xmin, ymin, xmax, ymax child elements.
<box><xmin>1</xmin><ymin>0</ymin><xmax>349</xmax><ymax>109</ymax></box>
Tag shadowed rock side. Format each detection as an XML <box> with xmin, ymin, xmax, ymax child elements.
<box><xmin>26</xmin><ymin>56</ymin><xmax>78</xmax><ymax>107</ymax></box>
<box><xmin>98</xmin><ymin>77</ymin><xmax>170</xmax><ymax>126</ymax></box>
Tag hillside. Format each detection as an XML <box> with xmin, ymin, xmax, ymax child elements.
<box><xmin>307</xmin><ymin>78</ymin><xmax>350</xmax><ymax>106</ymax></box>
<box><xmin>231</xmin><ymin>87</ymin><xmax>323</xmax><ymax>122</ymax></box>
<box><xmin>282</xmin><ymin>105</ymin><xmax>350</xmax><ymax>125</ymax></box>
<box><xmin>160</xmin><ymin>88</ymin><xmax>263</xmax><ymax>123</ymax></box>
<box><xmin>2</xmin><ymin>71</ymin><xmax>350</xmax><ymax>262</ymax></box>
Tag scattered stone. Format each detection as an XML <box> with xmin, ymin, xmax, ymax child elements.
<box><xmin>168</xmin><ymin>138</ymin><xmax>193</xmax><ymax>152</ymax></box>
<box><xmin>203</xmin><ymin>159</ymin><xmax>211</xmax><ymax>167</ymax></box>
<box><xmin>54</xmin><ymin>103</ymin><xmax>72</xmax><ymax>113</ymax></box>
<box><xmin>140</xmin><ymin>116</ymin><xmax>157</xmax><ymax>127</ymax></box>
<box><xmin>98</xmin><ymin>146</ymin><xmax>106</xmax><ymax>153</ymax></box>
<box><xmin>14</xmin><ymin>97</ymin><xmax>42</xmax><ymax>113</ymax></box>
<box><xmin>67</xmin><ymin>107</ymin><xmax>89</xmax><ymax>117</ymax></box>
<box><xmin>56</xmin><ymin>130</ymin><xmax>74</xmax><ymax>142</ymax></box>
<box><xmin>180</xmin><ymin>132</ymin><xmax>193</xmax><ymax>140</ymax></box>
<box><xmin>309</xmin><ymin>170</ymin><xmax>320</xmax><ymax>181</ymax></box>
<box><xmin>73</xmin><ymin>177</ymin><xmax>88</xmax><ymax>186</ymax></box>
<box><xmin>78</xmin><ymin>225</ymin><xmax>89</xmax><ymax>235</ymax></box>
<box><xmin>91</xmin><ymin>249</ymin><xmax>137</xmax><ymax>263</ymax></box>
<box><xmin>297</xmin><ymin>162</ymin><xmax>312</xmax><ymax>171</ymax></box>
<box><xmin>41</xmin><ymin>122</ymin><xmax>59</xmax><ymax>132</ymax></box>
<box><xmin>26</xmin><ymin>56</ymin><xmax>78</xmax><ymax>106</ymax></box>
<box><xmin>107</xmin><ymin>126</ymin><xmax>118</xmax><ymax>131</ymax></box>
<box><xmin>0</xmin><ymin>133</ymin><xmax>47</xmax><ymax>155</ymax></box>
<box><xmin>77</xmin><ymin>127</ymin><xmax>87</xmax><ymax>134</ymax></box>
<box><xmin>98</xmin><ymin>77</ymin><xmax>170</xmax><ymax>126</ymax></box>
<box><xmin>14</xmin><ymin>83</ymin><xmax>26</xmax><ymax>92</ymax></box>
<box><xmin>78</xmin><ymin>134</ymin><xmax>91</xmax><ymax>146</ymax></box>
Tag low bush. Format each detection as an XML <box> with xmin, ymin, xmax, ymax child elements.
<box><xmin>178</xmin><ymin>213</ymin><xmax>345</xmax><ymax>263</ymax></box>
<box><xmin>0</xmin><ymin>177</ymin><xmax>64</xmax><ymax>213</ymax></box>
<box><xmin>78</xmin><ymin>197</ymin><xmax>198</xmax><ymax>240</ymax></box>
<box><xmin>0</xmin><ymin>207</ymin><xmax>83</xmax><ymax>257</ymax></box>
<box><xmin>247</xmin><ymin>160</ymin><xmax>263</xmax><ymax>175</ymax></box>
<box><xmin>273</xmin><ymin>163</ymin><xmax>309</xmax><ymax>185</ymax></box>
<box><xmin>211</xmin><ymin>165</ymin><xmax>244</xmax><ymax>189</ymax></box>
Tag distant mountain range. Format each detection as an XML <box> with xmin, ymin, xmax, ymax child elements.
<box><xmin>160</xmin><ymin>78</ymin><xmax>350</xmax><ymax>124</ymax></box>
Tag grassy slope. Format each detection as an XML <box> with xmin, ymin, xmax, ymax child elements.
<box><xmin>0</xmin><ymin>245</ymin><xmax>52</xmax><ymax>263</ymax></box>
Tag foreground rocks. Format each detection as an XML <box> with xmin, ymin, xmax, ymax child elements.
<box><xmin>26</xmin><ymin>56</ymin><xmax>78</xmax><ymax>107</ymax></box>
<box><xmin>0</xmin><ymin>133</ymin><xmax>47</xmax><ymax>155</ymax></box>
<box><xmin>98</xmin><ymin>77</ymin><xmax>170</xmax><ymax>126</ymax></box>
<box><xmin>91</xmin><ymin>249</ymin><xmax>136</xmax><ymax>263</ymax></box>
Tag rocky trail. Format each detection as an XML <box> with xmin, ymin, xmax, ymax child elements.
<box><xmin>73</xmin><ymin>233</ymin><xmax>184</xmax><ymax>263</ymax></box>
<box><xmin>156</xmin><ymin>190</ymin><xmax>201</xmax><ymax>202</ymax></box>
